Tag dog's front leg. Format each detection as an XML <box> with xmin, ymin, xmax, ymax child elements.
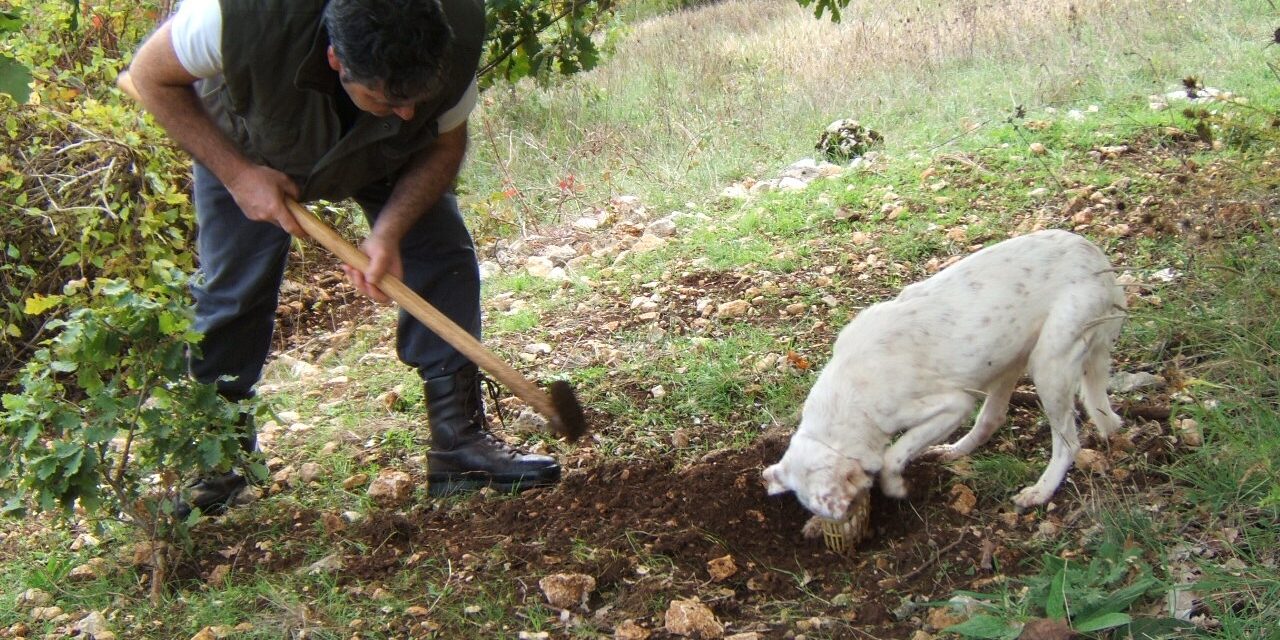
<box><xmin>880</xmin><ymin>392</ymin><xmax>974</xmax><ymax>498</ymax></box>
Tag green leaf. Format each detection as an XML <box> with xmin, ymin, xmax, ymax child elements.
<box><xmin>0</xmin><ymin>54</ymin><xmax>31</xmax><ymax>103</ymax></box>
<box><xmin>1078</xmin><ymin>578</ymin><xmax>1156</xmax><ymax>619</ymax></box>
<box><xmin>1074</xmin><ymin>612</ymin><xmax>1131</xmax><ymax>633</ymax></box>
<box><xmin>944</xmin><ymin>615</ymin><xmax>1018</xmax><ymax>639</ymax></box>
<box><xmin>1126</xmin><ymin>617</ymin><xmax>1196</xmax><ymax>639</ymax></box>
<box><xmin>23</xmin><ymin>293</ymin><xmax>63</xmax><ymax>315</ymax></box>
<box><xmin>1045</xmin><ymin>564</ymin><xmax>1068</xmax><ymax>620</ymax></box>
<box><xmin>197</xmin><ymin>437</ymin><xmax>225</xmax><ymax>468</ymax></box>
<box><xmin>0</xmin><ymin>10</ymin><xmax>24</xmax><ymax>33</ymax></box>
<box><xmin>158</xmin><ymin>310</ymin><xmax>182</xmax><ymax>335</ymax></box>
<box><xmin>58</xmin><ymin>251</ymin><xmax>82</xmax><ymax>267</ymax></box>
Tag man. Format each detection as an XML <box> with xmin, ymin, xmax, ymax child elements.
<box><xmin>126</xmin><ymin>0</ymin><xmax>560</xmax><ymax>516</ymax></box>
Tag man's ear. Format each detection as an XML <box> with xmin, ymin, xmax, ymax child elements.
<box><xmin>762</xmin><ymin>463</ymin><xmax>789</xmax><ymax>495</ymax></box>
<box><xmin>326</xmin><ymin>45</ymin><xmax>341</xmax><ymax>72</ymax></box>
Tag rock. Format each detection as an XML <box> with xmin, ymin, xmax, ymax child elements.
<box><xmin>1029</xmin><ymin>142</ymin><xmax>1048</xmax><ymax>155</ymax></box>
<box><xmin>925</xmin><ymin>605</ymin><xmax>966</xmax><ymax>630</ymax></box>
<box><xmin>815</xmin><ymin>119</ymin><xmax>883</xmax><ymax>162</ymax></box>
<box><xmin>542</xmin><ymin>244</ymin><xmax>578</xmax><ymax>263</ymax></box>
<box><xmin>573</xmin><ymin>215</ymin><xmax>602</xmax><ymax>230</ymax></box>
<box><xmin>646</xmin><ymin>217</ymin><xmax>678</xmax><ymax>238</ymax></box>
<box><xmin>16</xmin><ymin>588</ymin><xmax>52</xmax><ymax>609</ymax></box>
<box><xmin>297</xmin><ymin>553</ymin><xmax>345</xmax><ymax>576</ymax></box>
<box><xmin>707</xmin><ymin>555</ymin><xmax>737</xmax><ymax>582</ymax></box>
<box><xmin>632</xmin><ymin>234</ymin><xmax>668</xmax><ymax>254</ymax></box>
<box><xmin>671</xmin><ymin>429</ymin><xmax>691</xmax><ymax>448</ymax></box>
<box><xmin>190</xmin><ymin>627</ymin><xmax>218</xmax><ymax>640</ymax></box>
<box><xmin>208</xmin><ymin>564</ymin><xmax>232</xmax><ymax>587</ymax></box>
<box><xmin>949</xmin><ymin>484</ymin><xmax>977</xmax><ymax>515</ymax></box>
<box><xmin>523</xmin><ymin>343</ymin><xmax>552</xmax><ymax>355</ymax></box>
<box><xmin>525</xmin><ymin>256</ymin><xmax>556</xmax><ymax>278</ymax></box>
<box><xmin>1029</xmin><ymin>187</ymin><xmax>1050</xmax><ymax>198</ymax></box>
<box><xmin>70</xmin><ymin>533</ymin><xmax>100</xmax><ymax>551</ymax></box>
<box><xmin>1177</xmin><ymin>418</ymin><xmax>1203</xmax><ymax>447</ymax></box>
<box><xmin>784</xmin><ymin>303</ymin><xmax>808</xmax><ymax>316</ymax></box>
<box><xmin>509</xmin><ymin>407</ymin><xmax>549</xmax><ymax>435</ymax></box>
<box><xmin>779</xmin><ymin>176</ymin><xmax>808</xmax><ymax>191</ymax></box>
<box><xmin>726</xmin><ymin>634</ymin><xmax>762</xmax><ymax>640</ymax></box>
<box><xmin>405</xmin><ymin>605</ymin><xmax>431</xmax><ymax>617</ymax></box>
<box><xmin>614</xmin><ymin>619</ymin><xmax>652</xmax><ymax>640</ymax></box>
<box><xmin>539</xmin><ymin>573</ymin><xmax>596</xmax><ymax>609</ymax></box>
<box><xmin>342</xmin><ymin>472</ymin><xmax>370</xmax><ymax>491</ymax></box>
<box><xmin>1074</xmin><ymin>448</ymin><xmax>1107</xmax><ymax>474</ymax></box>
<box><xmin>1109</xmin><ymin>371</ymin><xmax>1164</xmax><ymax>393</ymax></box>
<box><xmin>910</xmin><ymin>632</ymin><xmax>936</xmax><ymax>640</ymax></box>
<box><xmin>273</xmin><ymin>464</ymin><xmax>297</xmax><ymax>486</ymax></box>
<box><xmin>68</xmin><ymin>557</ymin><xmax>110</xmax><ymax>581</ymax></box>
<box><xmin>717</xmin><ymin>300</ymin><xmax>750</xmax><ymax>319</ymax></box>
<box><xmin>75</xmin><ymin>610</ymin><xmax>111</xmax><ymax>637</ymax></box>
<box><xmin>367</xmin><ymin>470</ymin><xmax>414</xmax><ymax>506</ymax></box>
<box><xmin>299</xmin><ymin>462</ymin><xmax>323</xmax><ymax>484</ymax></box>
<box><xmin>31</xmin><ymin>606</ymin><xmax>64</xmax><ymax>621</ymax></box>
<box><xmin>664</xmin><ymin>599</ymin><xmax>723</xmax><ymax>638</ymax></box>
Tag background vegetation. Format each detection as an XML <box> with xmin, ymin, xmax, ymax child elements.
<box><xmin>2</xmin><ymin>0</ymin><xmax>1278</xmax><ymax>637</ymax></box>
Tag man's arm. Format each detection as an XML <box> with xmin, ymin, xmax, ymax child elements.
<box><xmin>342</xmin><ymin>123</ymin><xmax>469</xmax><ymax>302</ymax></box>
<box><xmin>128</xmin><ymin>21</ymin><xmax>305</xmax><ymax>237</ymax></box>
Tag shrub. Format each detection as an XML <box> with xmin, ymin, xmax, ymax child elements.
<box><xmin>1</xmin><ymin>268</ymin><xmax>263</xmax><ymax>596</ymax></box>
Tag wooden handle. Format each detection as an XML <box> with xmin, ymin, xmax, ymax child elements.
<box><xmin>117</xmin><ymin>71</ymin><xmax>562</xmax><ymax>424</ymax></box>
<box><xmin>287</xmin><ymin>202</ymin><xmax>562</xmax><ymax>422</ymax></box>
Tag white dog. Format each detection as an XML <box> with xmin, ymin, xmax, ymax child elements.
<box><xmin>763</xmin><ymin>230</ymin><xmax>1126</xmax><ymax>521</ymax></box>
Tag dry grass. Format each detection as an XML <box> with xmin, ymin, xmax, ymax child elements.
<box><xmin>466</xmin><ymin>0</ymin><xmax>1260</xmax><ymax>227</ymax></box>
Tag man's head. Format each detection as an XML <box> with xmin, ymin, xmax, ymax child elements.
<box><xmin>323</xmin><ymin>0</ymin><xmax>455</xmax><ymax>119</ymax></box>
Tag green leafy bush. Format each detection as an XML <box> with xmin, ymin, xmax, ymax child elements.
<box><xmin>1</xmin><ymin>98</ymin><xmax>194</xmax><ymax>388</ymax></box>
<box><xmin>1</xmin><ymin>267</ymin><xmax>254</xmax><ymax>528</ymax></box>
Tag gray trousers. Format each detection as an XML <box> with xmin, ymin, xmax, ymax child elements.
<box><xmin>187</xmin><ymin>164</ymin><xmax>481</xmax><ymax>399</ymax></box>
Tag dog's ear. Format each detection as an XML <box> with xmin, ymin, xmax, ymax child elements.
<box><xmin>762</xmin><ymin>463</ymin><xmax>789</xmax><ymax>495</ymax></box>
<box><xmin>846</xmin><ymin>464</ymin><xmax>874</xmax><ymax>493</ymax></box>
<box><xmin>809</xmin><ymin>462</ymin><xmax>872</xmax><ymax>520</ymax></box>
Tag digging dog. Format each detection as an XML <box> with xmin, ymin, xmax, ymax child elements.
<box><xmin>763</xmin><ymin>230</ymin><xmax>1126</xmax><ymax>523</ymax></box>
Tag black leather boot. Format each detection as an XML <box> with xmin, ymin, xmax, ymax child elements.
<box><xmin>425</xmin><ymin>364</ymin><xmax>560</xmax><ymax>497</ymax></box>
<box><xmin>173</xmin><ymin>408</ymin><xmax>256</xmax><ymax>520</ymax></box>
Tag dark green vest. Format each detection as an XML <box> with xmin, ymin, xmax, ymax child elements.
<box><xmin>200</xmin><ymin>0</ymin><xmax>484</xmax><ymax>202</ymax></box>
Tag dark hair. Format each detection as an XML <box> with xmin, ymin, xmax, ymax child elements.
<box><xmin>323</xmin><ymin>0</ymin><xmax>455</xmax><ymax>101</ymax></box>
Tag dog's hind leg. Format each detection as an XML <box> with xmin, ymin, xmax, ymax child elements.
<box><xmin>927</xmin><ymin>368</ymin><xmax>1021</xmax><ymax>461</ymax></box>
<box><xmin>1079</xmin><ymin>327</ymin><xmax>1122</xmax><ymax>438</ymax></box>
<box><xmin>880</xmin><ymin>391</ymin><xmax>974</xmax><ymax>498</ymax></box>
<box><xmin>1015</xmin><ymin>312</ymin><xmax>1089</xmax><ymax>509</ymax></box>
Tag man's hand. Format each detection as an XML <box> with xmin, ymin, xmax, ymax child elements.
<box><xmin>226</xmin><ymin>165</ymin><xmax>306</xmax><ymax>238</ymax></box>
<box><xmin>342</xmin><ymin>233</ymin><xmax>403</xmax><ymax>303</ymax></box>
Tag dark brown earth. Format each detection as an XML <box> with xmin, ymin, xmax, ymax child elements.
<box><xmin>184</xmin><ymin>402</ymin><xmax>1184</xmax><ymax>638</ymax></box>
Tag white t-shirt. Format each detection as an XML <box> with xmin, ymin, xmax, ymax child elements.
<box><xmin>169</xmin><ymin>0</ymin><xmax>476</xmax><ymax>132</ymax></box>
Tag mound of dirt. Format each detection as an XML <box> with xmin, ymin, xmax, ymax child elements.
<box><xmin>326</xmin><ymin>434</ymin><xmax>1011</xmax><ymax>637</ymax></box>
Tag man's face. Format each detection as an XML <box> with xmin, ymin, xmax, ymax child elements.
<box><xmin>327</xmin><ymin>46</ymin><xmax>422</xmax><ymax>121</ymax></box>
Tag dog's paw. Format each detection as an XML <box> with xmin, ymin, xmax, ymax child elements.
<box><xmin>1013</xmin><ymin>485</ymin><xmax>1051</xmax><ymax>510</ymax></box>
<box><xmin>801</xmin><ymin>516</ymin><xmax>825</xmax><ymax>539</ymax></box>
<box><xmin>880</xmin><ymin>473</ymin><xmax>908</xmax><ymax>499</ymax></box>
<box><xmin>923</xmin><ymin>444</ymin><xmax>962</xmax><ymax>461</ymax></box>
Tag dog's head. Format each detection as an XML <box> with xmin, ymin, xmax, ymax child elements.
<box><xmin>763</xmin><ymin>436</ymin><xmax>874</xmax><ymax>520</ymax></box>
